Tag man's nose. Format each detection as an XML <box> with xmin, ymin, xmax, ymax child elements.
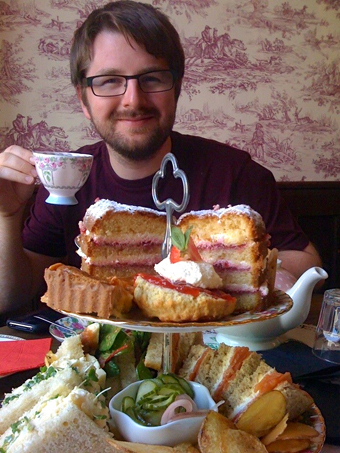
<box><xmin>121</xmin><ymin>79</ymin><xmax>147</xmax><ymax>106</ymax></box>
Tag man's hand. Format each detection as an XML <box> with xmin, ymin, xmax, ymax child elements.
<box><xmin>278</xmin><ymin>242</ymin><xmax>323</xmax><ymax>281</ymax></box>
<box><xmin>0</xmin><ymin>145</ymin><xmax>37</xmax><ymax>217</ymax></box>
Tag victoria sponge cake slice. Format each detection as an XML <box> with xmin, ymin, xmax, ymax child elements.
<box><xmin>177</xmin><ymin>205</ymin><xmax>274</xmax><ymax>313</ymax></box>
<box><xmin>77</xmin><ymin>199</ymin><xmax>166</xmax><ymax>281</ymax></box>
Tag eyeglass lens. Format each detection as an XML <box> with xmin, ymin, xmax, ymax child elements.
<box><xmin>88</xmin><ymin>70</ymin><xmax>174</xmax><ymax>97</ymax></box>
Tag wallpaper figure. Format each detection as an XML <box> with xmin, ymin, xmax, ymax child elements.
<box><xmin>0</xmin><ymin>0</ymin><xmax>339</xmax><ymax>181</ymax></box>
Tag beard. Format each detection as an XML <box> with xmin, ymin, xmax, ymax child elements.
<box><xmin>89</xmin><ymin>107</ymin><xmax>175</xmax><ymax>162</ymax></box>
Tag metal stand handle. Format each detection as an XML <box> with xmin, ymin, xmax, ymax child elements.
<box><xmin>152</xmin><ymin>153</ymin><xmax>190</xmax><ymax>373</ymax></box>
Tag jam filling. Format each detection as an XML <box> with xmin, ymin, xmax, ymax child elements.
<box><xmin>137</xmin><ymin>273</ymin><xmax>235</xmax><ymax>301</ymax></box>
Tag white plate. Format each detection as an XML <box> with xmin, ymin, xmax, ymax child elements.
<box><xmin>49</xmin><ymin>316</ymin><xmax>91</xmax><ymax>342</ymax></box>
<box><xmin>0</xmin><ymin>334</ymin><xmax>25</xmax><ymax>342</ymax></box>
<box><xmin>56</xmin><ymin>290</ymin><xmax>292</xmax><ymax>333</ymax></box>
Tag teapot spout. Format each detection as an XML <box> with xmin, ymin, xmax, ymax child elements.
<box><xmin>281</xmin><ymin>266</ymin><xmax>328</xmax><ymax>331</ymax></box>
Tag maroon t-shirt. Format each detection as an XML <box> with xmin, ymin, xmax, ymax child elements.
<box><xmin>22</xmin><ymin>132</ymin><xmax>308</xmax><ymax>268</ymax></box>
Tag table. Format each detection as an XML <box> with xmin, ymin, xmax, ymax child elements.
<box><xmin>1</xmin><ymin>294</ymin><xmax>339</xmax><ymax>452</ymax></box>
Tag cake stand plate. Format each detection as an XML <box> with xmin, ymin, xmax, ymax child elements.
<box><xmin>54</xmin><ymin>290</ymin><xmax>292</xmax><ymax>333</ymax></box>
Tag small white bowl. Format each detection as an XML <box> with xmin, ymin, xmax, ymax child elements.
<box><xmin>109</xmin><ymin>380</ymin><xmax>216</xmax><ymax>446</ymax></box>
<box><xmin>33</xmin><ymin>151</ymin><xmax>93</xmax><ymax>205</ymax></box>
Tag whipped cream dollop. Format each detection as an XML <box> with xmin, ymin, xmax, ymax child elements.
<box><xmin>154</xmin><ymin>256</ymin><xmax>223</xmax><ymax>289</ymax></box>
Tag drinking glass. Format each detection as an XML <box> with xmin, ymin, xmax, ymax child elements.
<box><xmin>312</xmin><ymin>288</ymin><xmax>340</xmax><ymax>364</ymax></box>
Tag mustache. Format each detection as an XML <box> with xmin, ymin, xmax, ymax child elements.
<box><xmin>111</xmin><ymin>109</ymin><xmax>159</xmax><ymax>120</ymax></box>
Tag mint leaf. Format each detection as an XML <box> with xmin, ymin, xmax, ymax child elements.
<box><xmin>171</xmin><ymin>226</ymin><xmax>192</xmax><ymax>251</ymax></box>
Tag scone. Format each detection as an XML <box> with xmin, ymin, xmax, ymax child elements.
<box><xmin>133</xmin><ymin>273</ymin><xmax>236</xmax><ymax>322</ymax></box>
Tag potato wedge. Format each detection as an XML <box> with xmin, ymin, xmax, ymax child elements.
<box><xmin>265</xmin><ymin>438</ymin><xmax>311</xmax><ymax>452</ymax></box>
<box><xmin>261</xmin><ymin>414</ymin><xmax>289</xmax><ymax>445</ymax></box>
<box><xmin>106</xmin><ymin>439</ymin><xmax>173</xmax><ymax>452</ymax></box>
<box><xmin>276</xmin><ymin>422</ymin><xmax>319</xmax><ymax>440</ymax></box>
<box><xmin>198</xmin><ymin>411</ymin><xmax>267</xmax><ymax>453</ymax></box>
<box><xmin>236</xmin><ymin>390</ymin><xmax>286</xmax><ymax>437</ymax></box>
<box><xmin>173</xmin><ymin>443</ymin><xmax>200</xmax><ymax>453</ymax></box>
<box><xmin>199</xmin><ymin>410</ymin><xmax>235</xmax><ymax>451</ymax></box>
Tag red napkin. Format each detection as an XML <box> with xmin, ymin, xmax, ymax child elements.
<box><xmin>0</xmin><ymin>338</ymin><xmax>52</xmax><ymax>376</ymax></box>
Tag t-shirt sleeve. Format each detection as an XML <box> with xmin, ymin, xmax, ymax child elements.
<box><xmin>231</xmin><ymin>159</ymin><xmax>309</xmax><ymax>251</ymax></box>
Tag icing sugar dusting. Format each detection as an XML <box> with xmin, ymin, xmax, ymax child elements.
<box><xmin>179</xmin><ymin>204</ymin><xmax>265</xmax><ymax>228</ymax></box>
<box><xmin>85</xmin><ymin>199</ymin><xmax>166</xmax><ymax>220</ymax></box>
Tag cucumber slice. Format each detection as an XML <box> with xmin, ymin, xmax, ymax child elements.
<box><xmin>140</xmin><ymin>394</ymin><xmax>169</xmax><ymax>408</ymax></box>
<box><xmin>143</xmin><ymin>393</ymin><xmax>176</xmax><ymax>410</ymax></box>
<box><xmin>161</xmin><ymin>383</ymin><xmax>186</xmax><ymax>394</ymax></box>
<box><xmin>176</xmin><ymin>376</ymin><xmax>194</xmax><ymax>399</ymax></box>
<box><xmin>139</xmin><ymin>408</ymin><xmax>163</xmax><ymax>426</ymax></box>
<box><xmin>158</xmin><ymin>374</ymin><xmax>179</xmax><ymax>384</ymax></box>
<box><xmin>121</xmin><ymin>396</ymin><xmax>135</xmax><ymax>413</ymax></box>
<box><xmin>135</xmin><ymin>380</ymin><xmax>158</xmax><ymax>404</ymax></box>
<box><xmin>150</xmin><ymin>377</ymin><xmax>164</xmax><ymax>386</ymax></box>
<box><xmin>158</xmin><ymin>385</ymin><xmax>182</xmax><ymax>397</ymax></box>
<box><xmin>125</xmin><ymin>407</ymin><xmax>146</xmax><ymax>426</ymax></box>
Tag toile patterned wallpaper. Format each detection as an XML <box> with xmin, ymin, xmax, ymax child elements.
<box><xmin>0</xmin><ymin>0</ymin><xmax>339</xmax><ymax>181</ymax></box>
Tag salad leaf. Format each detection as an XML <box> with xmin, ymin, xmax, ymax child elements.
<box><xmin>136</xmin><ymin>352</ymin><xmax>154</xmax><ymax>380</ymax></box>
<box><xmin>103</xmin><ymin>360</ymin><xmax>120</xmax><ymax>378</ymax></box>
<box><xmin>98</xmin><ymin>325</ymin><xmax>122</xmax><ymax>351</ymax></box>
<box><xmin>130</xmin><ymin>331</ymin><xmax>151</xmax><ymax>354</ymax></box>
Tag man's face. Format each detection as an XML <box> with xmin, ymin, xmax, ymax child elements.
<box><xmin>79</xmin><ymin>31</ymin><xmax>178</xmax><ymax>162</ymax></box>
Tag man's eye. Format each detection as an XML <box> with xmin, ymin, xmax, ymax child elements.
<box><xmin>142</xmin><ymin>76</ymin><xmax>162</xmax><ymax>85</ymax></box>
<box><xmin>95</xmin><ymin>77</ymin><xmax>123</xmax><ymax>87</ymax></box>
<box><xmin>102</xmin><ymin>77</ymin><xmax>122</xmax><ymax>85</ymax></box>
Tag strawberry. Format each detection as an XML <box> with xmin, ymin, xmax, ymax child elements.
<box><xmin>170</xmin><ymin>226</ymin><xmax>202</xmax><ymax>263</ymax></box>
<box><xmin>170</xmin><ymin>245</ymin><xmax>181</xmax><ymax>263</ymax></box>
<box><xmin>187</xmin><ymin>236</ymin><xmax>203</xmax><ymax>261</ymax></box>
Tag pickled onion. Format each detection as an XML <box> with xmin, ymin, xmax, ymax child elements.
<box><xmin>160</xmin><ymin>394</ymin><xmax>197</xmax><ymax>425</ymax></box>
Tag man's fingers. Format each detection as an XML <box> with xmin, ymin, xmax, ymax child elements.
<box><xmin>0</xmin><ymin>147</ymin><xmax>37</xmax><ymax>184</ymax></box>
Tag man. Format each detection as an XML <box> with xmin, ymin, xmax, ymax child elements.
<box><xmin>251</xmin><ymin>123</ymin><xmax>265</xmax><ymax>160</ymax></box>
<box><xmin>9</xmin><ymin>114</ymin><xmax>26</xmax><ymax>145</ymax></box>
<box><xmin>200</xmin><ymin>25</ymin><xmax>214</xmax><ymax>61</ymax></box>
<box><xmin>0</xmin><ymin>1</ymin><xmax>321</xmax><ymax>314</ymax></box>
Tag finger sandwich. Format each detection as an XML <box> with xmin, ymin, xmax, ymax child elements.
<box><xmin>0</xmin><ymin>335</ymin><xmax>105</xmax><ymax>435</ymax></box>
<box><xmin>178</xmin><ymin>344</ymin><xmax>313</xmax><ymax>421</ymax></box>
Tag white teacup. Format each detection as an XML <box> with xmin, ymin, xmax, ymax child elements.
<box><xmin>33</xmin><ymin>151</ymin><xmax>93</xmax><ymax>205</ymax></box>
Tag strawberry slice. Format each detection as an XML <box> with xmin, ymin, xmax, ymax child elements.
<box><xmin>187</xmin><ymin>237</ymin><xmax>202</xmax><ymax>262</ymax></box>
<box><xmin>170</xmin><ymin>226</ymin><xmax>202</xmax><ymax>262</ymax></box>
<box><xmin>170</xmin><ymin>245</ymin><xmax>181</xmax><ymax>263</ymax></box>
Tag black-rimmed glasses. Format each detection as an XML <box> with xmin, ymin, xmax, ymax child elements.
<box><xmin>85</xmin><ymin>70</ymin><xmax>176</xmax><ymax>97</ymax></box>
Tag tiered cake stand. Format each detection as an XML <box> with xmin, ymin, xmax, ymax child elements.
<box><xmin>58</xmin><ymin>291</ymin><xmax>292</xmax><ymax>371</ymax></box>
<box><xmin>60</xmin><ymin>153</ymin><xmax>293</xmax><ymax>372</ymax></box>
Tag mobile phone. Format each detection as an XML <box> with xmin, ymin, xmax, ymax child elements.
<box><xmin>6</xmin><ymin>308</ymin><xmax>62</xmax><ymax>334</ymax></box>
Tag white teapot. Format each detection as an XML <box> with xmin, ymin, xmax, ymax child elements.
<box><xmin>216</xmin><ymin>266</ymin><xmax>328</xmax><ymax>351</ymax></box>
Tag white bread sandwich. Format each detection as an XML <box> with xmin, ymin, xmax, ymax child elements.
<box><xmin>0</xmin><ymin>334</ymin><xmax>106</xmax><ymax>435</ymax></box>
<box><xmin>144</xmin><ymin>331</ymin><xmax>204</xmax><ymax>373</ymax></box>
<box><xmin>0</xmin><ymin>388</ymin><xmax>114</xmax><ymax>453</ymax></box>
<box><xmin>178</xmin><ymin>344</ymin><xmax>313</xmax><ymax>421</ymax></box>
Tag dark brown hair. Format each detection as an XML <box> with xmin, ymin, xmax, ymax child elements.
<box><xmin>70</xmin><ymin>0</ymin><xmax>185</xmax><ymax>100</ymax></box>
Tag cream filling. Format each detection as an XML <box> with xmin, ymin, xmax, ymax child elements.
<box><xmin>224</xmin><ymin>284</ymin><xmax>269</xmax><ymax>296</ymax></box>
<box><xmin>154</xmin><ymin>255</ymin><xmax>223</xmax><ymax>289</ymax></box>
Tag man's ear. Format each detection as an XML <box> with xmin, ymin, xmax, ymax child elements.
<box><xmin>76</xmin><ymin>86</ymin><xmax>91</xmax><ymax>120</ymax></box>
